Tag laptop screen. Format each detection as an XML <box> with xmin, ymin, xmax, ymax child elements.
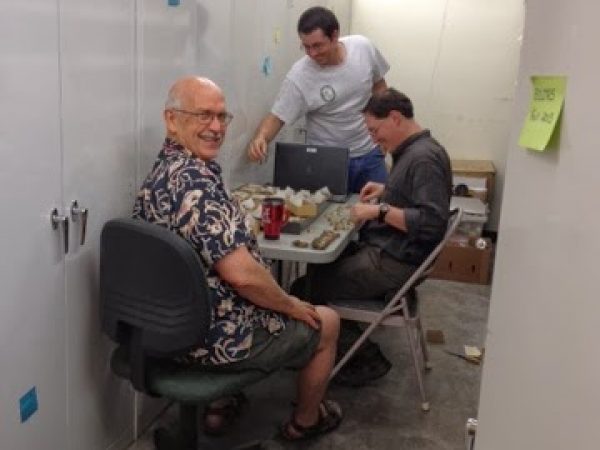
<box><xmin>273</xmin><ymin>142</ymin><xmax>349</xmax><ymax>199</ymax></box>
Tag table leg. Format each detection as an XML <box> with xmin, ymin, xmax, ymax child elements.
<box><xmin>304</xmin><ymin>263</ymin><xmax>315</xmax><ymax>301</ymax></box>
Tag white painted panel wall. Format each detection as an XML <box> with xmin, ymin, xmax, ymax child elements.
<box><xmin>0</xmin><ymin>2</ymin><xmax>67</xmax><ymax>449</ymax></box>
<box><xmin>59</xmin><ymin>1</ymin><xmax>137</xmax><ymax>448</ymax></box>
<box><xmin>350</xmin><ymin>0</ymin><xmax>524</xmax><ymax>230</ymax></box>
<box><xmin>137</xmin><ymin>0</ymin><xmax>202</xmax><ymax>185</ymax></box>
<box><xmin>476</xmin><ymin>1</ymin><xmax>600</xmax><ymax>449</ymax></box>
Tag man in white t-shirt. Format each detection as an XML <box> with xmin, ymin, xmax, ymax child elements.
<box><xmin>247</xmin><ymin>6</ymin><xmax>390</xmax><ymax>193</ymax></box>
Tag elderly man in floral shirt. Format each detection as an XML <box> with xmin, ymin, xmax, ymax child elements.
<box><xmin>133</xmin><ymin>76</ymin><xmax>342</xmax><ymax>441</ymax></box>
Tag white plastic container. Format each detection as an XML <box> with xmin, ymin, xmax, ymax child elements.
<box><xmin>450</xmin><ymin>196</ymin><xmax>488</xmax><ymax>238</ymax></box>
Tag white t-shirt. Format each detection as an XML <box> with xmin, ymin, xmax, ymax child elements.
<box><xmin>271</xmin><ymin>35</ymin><xmax>390</xmax><ymax>158</ymax></box>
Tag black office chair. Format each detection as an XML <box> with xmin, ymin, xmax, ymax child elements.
<box><xmin>328</xmin><ymin>208</ymin><xmax>463</xmax><ymax>412</ymax></box>
<box><xmin>100</xmin><ymin>218</ymin><xmax>270</xmax><ymax>450</ymax></box>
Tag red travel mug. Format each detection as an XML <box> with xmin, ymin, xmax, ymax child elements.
<box><xmin>262</xmin><ymin>197</ymin><xmax>289</xmax><ymax>240</ymax></box>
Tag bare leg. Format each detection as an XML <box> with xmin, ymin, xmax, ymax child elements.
<box><xmin>293</xmin><ymin>306</ymin><xmax>340</xmax><ymax>427</ymax></box>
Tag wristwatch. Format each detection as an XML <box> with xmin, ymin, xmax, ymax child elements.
<box><xmin>378</xmin><ymin>202</ymin><xmax>390</xmax><ymax>223</ymax></box>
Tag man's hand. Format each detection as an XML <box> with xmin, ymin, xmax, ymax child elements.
<box><xmin>350</xmin><ymin>203</ymin><xmax>378</xmax><ymax>224</ymax></box>
<box><xmin>359</xmin><ymin>182</ymin><xmax>385</xmax><ymax>202</ymax></box>
<box><xmin>248</xmin><ymin>135</ymin><xmax>268</xmax><ymax>162</ymax></box>
<box><xmin>287</xmin><ymin>296</ymin><xmax>321</xmax><ymax>330</ymax></box>
<box><xmin>247</xmin><ymin>114</ymin><xmax>284</xmax><ymax>163</ymax></box>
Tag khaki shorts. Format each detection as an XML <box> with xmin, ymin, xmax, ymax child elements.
<box><xmin>203</xmin><ymin>319</ymin><xmax>320</xmax><ymax>374</ymax></box>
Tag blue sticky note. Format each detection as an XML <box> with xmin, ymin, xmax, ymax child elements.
<box><xmin>262</xmin><ymin>56</ymin><xmax>273</xmax><ymax>76</ymax></box>
<box><xmin>168</xmin><ymin>0</ymin><xmax>180</xmax><ymax>6</ymax></box>
<box><xmin>19</xmin><ymin>387</ymin><xmax>38</xmax><ymax>423</ymax></box>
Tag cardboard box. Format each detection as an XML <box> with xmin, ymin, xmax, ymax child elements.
<box><xmin>430</xmin><ymin>238</ymin><xmax>493</xmax><ymax>284</ymax></box>
<box><xmin>451</xmin><ymin>159</ymin><xmax>495</xmax><ymax>204</ymax></box>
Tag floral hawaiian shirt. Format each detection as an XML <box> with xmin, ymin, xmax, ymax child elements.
<box><xmin>133</xmin><ymin>138</ymin><xmax>286</xmax><ymax>364</ymax></box>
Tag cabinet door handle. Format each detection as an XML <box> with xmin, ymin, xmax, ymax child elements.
<box><xmin>70</xmin><ymin>200</ymin><xmax>88</xmax><ymax>245</ymax></box>
<box><xmin>51</xmin><ymin>208</ymin><xmax>69</xmax><ymax>254</ymax></box>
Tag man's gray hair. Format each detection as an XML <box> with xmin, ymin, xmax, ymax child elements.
<box><xmin>164</xmin><ymin>89</ymin><xmax>182</xmax><ymax>110</ymax></box>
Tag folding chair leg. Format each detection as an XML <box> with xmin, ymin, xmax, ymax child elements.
<box><xmin>416</xmin><ymin>317</ymin><xmax>432</xmax><ymax>370</ymax></box>
<box><xmin>330</xmin><ymin>319</ymin><xmax>381</xmax><ymax>379</ymax></box>
<box><xmin>404</xmin><ymin>323</ymin><xmax>430</xmax><ymax>412</ymax></box>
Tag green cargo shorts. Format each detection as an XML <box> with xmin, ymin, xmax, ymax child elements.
<box><xmin>204</xmin><ymin>319</ymin><xmax>320</xmax><ymax>374</ymax></box>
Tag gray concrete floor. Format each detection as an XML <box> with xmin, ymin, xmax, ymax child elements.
<box><xmin>129</xmin><ymin>279</ymin><xmax>490</xmax><ymax>450</ymax></box>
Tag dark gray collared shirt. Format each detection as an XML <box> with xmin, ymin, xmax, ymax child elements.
<box><xmin>360</xmin><ymin>130</ymin><xmax>452</xmax><ymax>265</ymax></box>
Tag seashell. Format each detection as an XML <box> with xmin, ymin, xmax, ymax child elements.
<box><xmin>317</xmin><ymin>186</ymin><xmax>332</xmax><ymax>198</ymax></box>
<box><xmin>252</xmin><ymin>204</ymin><xmax>262</xmax><ymax>219</ymax></box>
<box><xmin>241</xmin><ymin>198</ymin><xmax>256</xmax><ymax>210</ymax></box>
<box><xmin>297</xmin><ymin>189</ymin><xmax>311</xmax><ymax>199</ymax></box>
<box><xmin>312</xmin><ymin>191</ymin><xmax>326</xmax><ymax>204</ymax></box>
<box><xmin>289</xmin><ymin>193</ymin><xmax>303</xmax><ymax>207</ymax></box>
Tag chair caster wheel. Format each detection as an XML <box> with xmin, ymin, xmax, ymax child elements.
<box><xmin>233</xmin><ymin>439</ymin><xmax>270</xmax><ymax>450</ymax></box>
<box><xmin>153</xmin><ymin>427</ymin><xmax>185</xmax><ymax>450</ymax></box>
<box><xmin>421</xmin><ymin>402</ymin><xmax>430</xmax><ymax>412</ymax></box>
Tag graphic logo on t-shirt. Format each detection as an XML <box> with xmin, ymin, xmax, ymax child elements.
<box><xmin>320</xmin><ymin>85</ymin><xmax>336</xmax><ymax>103</ymax></box>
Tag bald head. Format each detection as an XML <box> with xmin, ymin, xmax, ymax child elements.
<box><xmin>165</xmin><ymin>76</ymin><xmax>223</xmax><ymax>110</ymax></box>
<box><xmin>163</xmin><ymin>76</ymin><xmax>230</xmax><ymax>162</ymax></box>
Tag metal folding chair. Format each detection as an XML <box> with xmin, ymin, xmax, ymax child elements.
<box><xmin>328</xmin><ymin>208</ymin><xmax>463</xmax><ymax>412</ymax></box>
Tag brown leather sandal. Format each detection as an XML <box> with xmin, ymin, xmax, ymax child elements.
<box><xmin>281</xmin><ymin>399</ymin><xmax>343</xmax><ymax>441</ymax></box>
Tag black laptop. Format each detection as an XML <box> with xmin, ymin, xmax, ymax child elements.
<box><xmin>273</xmin><ymin>142</ymin><xmax>349</xmax><ymax>202</ymax></box>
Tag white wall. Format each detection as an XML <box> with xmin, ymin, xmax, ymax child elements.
<box><xmin>476</xmin><ymin>1</ymin><xmax>600</xmax><ymax>449</ymax></box>
<box><xmin>350</xmin><ymin>0</ymin><xmax>524</xmax><ymax>230</ymax></box>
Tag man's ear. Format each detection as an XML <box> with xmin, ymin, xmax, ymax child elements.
<box><xmin>164</xmin><ymin>109</ymin><xmax>177</xmax><ymax>134</ymax></box>
<box><xmin>389</xmin><ymin>110</ymin><xmax>405</xmax><ymax>125</ymax></box>
<box><xmin>331</xmin><ymin>29</ymin><xmax>340</xmax><ymax>42</ymax></box>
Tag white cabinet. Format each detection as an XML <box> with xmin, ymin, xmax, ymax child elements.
<box><xmin>0</xmin><ymin>2</ymin><xmax>142</xmax><ymax>449</ymax></box>
<box><xmin>60</xmin><ymin>1</ymin><xmax>137</xmax><ymax>449</ymax></box>
<box><xmin>0</xmin><ymin>2</ymin><xmax>67</xmax><ymax>449</ymax></box>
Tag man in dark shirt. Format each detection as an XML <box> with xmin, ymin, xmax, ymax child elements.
<box><xmin>297</xmin><ymin>88</ymin><xmax>452</xmax><ymax>385</ymax></box>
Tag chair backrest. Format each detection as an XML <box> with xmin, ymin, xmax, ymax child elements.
<box><xmin>390</xmin><ymin>207</ymin><xmax>463</xmax><ymax>304</ymax></box>
<box><xmin>330</xmin><ymin>208</ymin><xmax>463</xmax><ymax>315</ymax></box>
<box><xmin>420</xmin><ymin>207</ymin><xmax>463</xmax><ymax>279</ymax></box>
<box><xmin>368</xmin><ymin>208</ymin><xmax>463</xmax><ymax>309</ymax></box>
<box><xmin>100</xmin><ymin>218</ymin><xmax>211</xmax><ymax>357</ymax></box>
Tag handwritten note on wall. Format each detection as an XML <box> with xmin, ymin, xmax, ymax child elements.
<box><xmin>518</xmin><ymin>76</ymin><xmax>566</xmax><ymax>151</ymax></box>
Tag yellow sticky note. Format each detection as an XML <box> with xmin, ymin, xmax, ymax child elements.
<box><xmin>273</xmin><ymin>27</ymin><xmax>281</xmax><ymax>45</ymax></box>
<box><xmin>518</xmin><ymin>76</ymin><xmax>566</xmax><ymax>151</ymax></box>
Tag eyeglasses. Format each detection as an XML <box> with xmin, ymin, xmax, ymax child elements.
<box><xmin>366</xmin><ymin>116</ymin><xmax>388</xmax><ymax>136</ymax></box>
<box><xmin>300</xmin><ymin>41</ymin><xmax>329</xmax><ymax>53</ymax></box>
<box><xmin>172</xmin><ymin>109</ymin><xmax>233</xmax><ymax>126</ymax></box>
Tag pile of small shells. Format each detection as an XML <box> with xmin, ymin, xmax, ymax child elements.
<box><xmin>324</xmin><ymin>205</ymin><xmax>354</xmax><ymax>231</ymax></box>
<box><xmin>231</xmin><ymin>184</ymin><xmax>332</xmax><ymax>219</ymax></box>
